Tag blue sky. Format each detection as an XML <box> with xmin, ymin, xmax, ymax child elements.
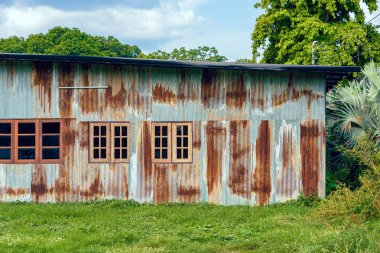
<box><xmin>0</xmin><ymin>0</ymin><xmax>261</xmax><ymax>61</ymax></box>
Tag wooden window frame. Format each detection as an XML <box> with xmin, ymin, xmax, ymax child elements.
<box><xmin>89</xmin><ymin>122</ymin><xmax>130</xmax><ymax>163</ymax></box>
<box><xmin>151</xmin><ymin>122</ymin><xmax>193</xmax><ymax>164</ymax></box>
<box><xmin>151</xmin><ymin>122</ymin><xmax>172</xmax><ymax>163</ymax></box>
<box><xmin>0</xmin><ymin>120</ymin><xmax>14</xmax><ymax>164</ymax></box>
<box><xmin>172</xmin><ymin>122</ymin><xmax>193</xmax><ymax>163</ymax></box>
<box><xmin>40</xmin><ymin>119</ymin><xmax>63</xmax><ymax>164</ymax></box>
<box><xmin>111</xmin><ymin>123</ymin><xmax>130</xmax><ymax>163</ymax></box>
<box><xmin>15</xmin><ymin>120</ymin><xmax>39</xmax><ymax>164</ymax></box>
<box><xmin>0</xmin><ymin>119</ymin><xmax>63</xmax><ymax>164</ymax></box>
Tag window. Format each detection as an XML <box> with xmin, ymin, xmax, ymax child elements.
<box><xmin>152</xmin><ymin>123</ymin><xmax>171</xmax><ymax>163</ymax></box>
<box><xmin>0</xmin><ymin>119</ymin><xmax>62</xmax><ymax>164</ymax></box>
<box><xmin>152</xmin><ymin>122</ymin><xmax>192</xmax><ymax>163</ymax></box>
<box><xmin>89</xmin><ymin>122</ymin><xmax>130</xmax><ymax>163</ymax></box>
<box><xmin>172</xmin><ymin>122</ymin><xmax>192</xmax><ymax>163</ymax></box>
<box><xmin>0</xmin><ymin>121</ymin><xmax>13</xmax><ymax>163</ymax></box>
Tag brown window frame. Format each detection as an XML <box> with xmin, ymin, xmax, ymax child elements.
<box><xmin>40</xmin><ymin>119</ymin><xmax>62</xmax><ymax>164</ymax></box>
<box><xmin>89</xmin><ymin>122</ymin><xmax>130</xmax><ymax>163</ymax></box>
<box><xmin>172</xmin><ymin>122</ymin><xmax>193</xmax><ymax>163</ymax></box>
<box><xmin>151</xmin><ymin>122</ymin><xmax>193</xmax><ymax>164</ymax></box>
<box><xmin>151</xmin><ymin>122</ymin><xmax>172</xmax><ymax>163</ymax></box>
<box><xmin>111</xmin><ymin>123</ymin><xmax>131</xmax><ymax>163</ymax></box>
<box><xmin>0</xmin><ymin>119</ymin><xmax>62</xmax><ymax>164</ymax></box>
<box><xmin>0</xmin><ymin>120</ymin><xmax>14</xmax><ymax>164</ymax></box>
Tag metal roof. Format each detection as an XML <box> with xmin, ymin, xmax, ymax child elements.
<box><xmin>0</xmin><ymin>53</ymin><xmax>360</xmax><ymax>87</ymax></box>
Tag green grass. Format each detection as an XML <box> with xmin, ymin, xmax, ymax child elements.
<box><xmin>0</xmin><ymin>201</ymin><xmax>378</xmax><ymax>252</ymax></box>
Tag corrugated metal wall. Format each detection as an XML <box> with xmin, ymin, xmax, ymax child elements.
<box><xmin>0</xmin><ymin>60</ymin><xmax>325</xmax><ymax>205</ymax></box>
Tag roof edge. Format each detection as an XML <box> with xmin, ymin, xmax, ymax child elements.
<box><xmin>0</xmin><ymin>53</ymin><xmax>361</xmax><ymax>73</ymax></box>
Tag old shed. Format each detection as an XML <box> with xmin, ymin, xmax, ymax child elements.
<box><xmin>0</xmin><ymin>54</ymin><xmax>359</xmax><ymax>205</ymax></box>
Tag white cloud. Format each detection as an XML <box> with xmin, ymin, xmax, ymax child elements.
<box><xmin>0</xmin><ymin>0</ymin><xmax>205</xmax><ymax>40</ymax></box>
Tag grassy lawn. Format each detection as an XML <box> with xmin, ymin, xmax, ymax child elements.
<box><xmin>0</xmin><ymin>201</ymin><xmax>378</xmax><ymax>252</ymax></box>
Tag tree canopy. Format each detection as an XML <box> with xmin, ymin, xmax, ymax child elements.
<box><xmin>0</xmin><ymin>27</ymin><xmax>142</xmax><ymax>58</ymax></box>
<box><xmin>252</xmin><ymin>0</ymin><xmax>380</xmax><ymax>66</ymax></box>
<box><xmin>0</xmin><ymin>27</ymin><xmax>227</xmax><ymax>62</ymax></box>
<box><xmin>141</xmin><ymin>46</ymin><xmax>227</xmax><ymax>62</ymax></box>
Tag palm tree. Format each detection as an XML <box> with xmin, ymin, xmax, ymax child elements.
<box><xmin>327</xmin><ymin>61</ymin><xmax>380</xmax><ymax>145</ymax></box>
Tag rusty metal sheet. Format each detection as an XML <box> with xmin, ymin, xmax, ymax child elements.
<box><xmin>0</xmin><ymin>59</ymin><xmax>327</xmax><ymax>205</ymax></box>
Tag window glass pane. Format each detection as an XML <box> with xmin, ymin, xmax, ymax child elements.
<box><xmin>94</xmin><ymin>138</ymin><xmax>99</xmax><ymax>147</ymax></box>
<box><xmin>162</xmin><ymin>138</ymin><xmax>167</xmax><ymax>147</ymax></box>
<box><xmin>115</xmin><ymin>126</ymin><xmax>120</xmax><ymax>136</ymax></box>
<box><xmin>177</xmin><ymin>137</ymin><xmax>181</xmax><ymax>147</ymax></box>
<box><xmin>101</xmin><ymin>137</ymin><xmax>107</xmax><ymax>147</ymax></box>
<box><xmin>176</xmin><ymin>126</ymin><xmax>182</xmax><ymax>135</ymax></box>
<box><xmin>115</xmin><ymin>138</ymin><xmax>120</xmax><ymax>148</ymax></box>
<box><xmin>183</xmin><ymin>125</ymin><xmax>188</xmax><ymax>135</ymax></box>
<box><xmin>42</xmin><ymin>148</ymin><xmax>60</xmax><ymax>159</ymax></box>
<box><xmin>42</xmin><ymin>135</ymin><xmax>59</xmax><ymax>146</ymax></box>
<box><xmin>183</xmin><ymin>149</ymin><xmax>188</xmax><ymax>159</ymax></box>
<box><xmin>0</xmin><ymin>136</ymin><xmax>11</xmax><ymax>147</ymax></box>
<box><xmin>101</xmin><ymin>149</ymin><xmax>107</xmax><ymax>158</ymax></box>
<box><xmin>18</xmin><ymin>148</ymin><xmax>35</xmax><ymax>160</ymax></box>
<box><xmin>115</xmin><ymin>149</ymin><xmax>120</xmax><ymax>159</ymax></box>
<box><xmin>162</xmin><ymin>149</ymin><xmax>168</xmax><ymax>159</ymax></box>
<box><xmin>122</xmin><ymin>149</ymin><xmax>127</xmax><ymax>159</ymax></box>
<box><xmin>183</xmin><ymin>137</ymin><xmax>188</xmax><ymax>148</ymax></box>
<box><xmin>101</xmin><ymin>126</ymin><xmax>106</xmax><ymax>136</ymax></box>
<box><xmin>122</xmin><ymin>138</ymin><xmax>127</xmax><ymax>147</ymax></box>
<box><xmin>122</xmin><ymin>127</ymin><xmax>128</xmax><ymax>136</ymax></box>
<box><xmin>18</xmin><ymin>136</ymin><xmax>35</xmax><ymax>147</ymax></box>
<box><xmin>0</xmin><ymin>149</ymin><xmax>11</xmax><ymax>159</ymax></box>
<box><xmin>155</xmin><ymin>138</ymin><xmax>160</xmax><ymax>147</ymax></box>
<box><xmin>0</xmin><ymin>123</ymin><xmax>11</xmax><ymax>134</ymax></box>
<box><xmin>18</xmin><ymin>123</ymin><xmax>35</xmax><ymax>134</ymax></box>
<box><xmin>155</xmin><ymin>126</ymin><xmax>160</xmax><ymax>136</ymax></box>
<box><xmin>42</xmin><ymin>122</ymin><xmax>60</xmax><ymax>134</ymax></box>
<box><xmin>155</xmin><ymin>149</ymin><xmax>160</xmax><ymax>159</ymax></box>
<box><xmin>177</xmin><ymin>149</ymin><xmax>181</xmax><ymax>159</ymax></box>
<box><xmin>162</xmin><ymin>126</ymin><xmax>167</xmax><ymax>136</ymax></box>
<box><xmin>94</xmin><ymin>149</ymin><xmax>99</xmax><ymax>159</ymax></box>
<box><xmin>94</xmin><ymin>126</ymin><xmax>99</xmax><ymax>136</ymax></box>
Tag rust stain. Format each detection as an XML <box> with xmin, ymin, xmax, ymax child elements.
<box><xmin>79</xmin><ymin>122</ymin><xmax>89</xmax><ymax>148</ymax></box>
<box><xmin>31</xmin><ymin>165</ymin><xmax>48</xmax><ymax>203</ymax></box>
<box><xmin>228</xmin><ymin>121</ymin><xmax>250</xmax><ymax>197</ymax></box>
<box><xmin>154</xmin><ymin>164</ymin><xmax>170</xmax><ymax>203</ymax></box>
<box><xmin>206</xmin><ymin>121</ymin><xmax>226</xmax><ymax>197</ymax></box>
<box><xmin>272</xmin><ymin>75</ymin><xmax>323</xmax><ymax>108</ymax></box>
<box><xmin>178</xmin><ymin>69</ymin><xmax>198</xmax><ymax>102</ymax></box>
<box><xmin>201</xmin><ymin>69</ymin><xmax>218</xmax><ymax>108</ymax></box>
<box><xmin>104</xmin><ymin>65</ymin><xmax>127</xmax><ymax>109</ymax></box>
<box><xmin>226</xmin><ymin>72</ymin><xmax>246</xmax><ymax>108</ymax></box>
<box><xmin>280</xmin><ymin>126</ymin><xmax>294</xmax><ymax>198</ymax></box>
<box><xmin>80</xmin><ymin>170</ymin><xmax>104</xmax><ymax>198</ymax></box>
<box><xmin>301</xmin><ymin>120</ymin><xmax>321</xmax><ymax>197</ymax></box>
<box><xmin>58</xmin><ymin>63</ymin><xmax>74</xmax><ymax>117</ymax></box>
<box><xmin>177</xmin><ymin>186</ymin><xmax>200</xmax><ymax>198</ymax></box>
<box><xmin>152</xmin><ymin>82</ymin><xmax>176</xmax><ymax>105</ymax></box>
<box><xmin>251</xmin><ymin>73</ymin><xmax>266</xmax><ymax>111</ymax></box>
<box><xmin>32</xmin><ymin>62</ymin><xmax>53</xmax><ymax>113</ymax></box>
<box><xmin>79</xmin><ymin>64</ymin><xmax>99</xmax><ymax>113</ymax></box>
<box><xmin>139</xmin><ymin>122</ymin><xmax>153</xmax><ymax>199</ymax></box>
<box><xmin>253</xmin><ymin>120</ymin><xmax>271</xmax><ymax>205</ymax></box>
<box><xmin>6</xmin><ymin>187</ymin><xmax>29</xmax><ymax>196</ymax></box>
<box><xmin>193</xmin><ymin>140</ymin><xmax>201</xmax><ymax>149</ymax></box>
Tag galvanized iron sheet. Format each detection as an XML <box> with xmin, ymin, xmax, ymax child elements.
<box><xmin>0</xmin><ymin>60</ymin><xmax>325</xmax><ymax>205</ymax></box>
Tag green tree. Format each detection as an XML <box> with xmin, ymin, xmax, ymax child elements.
<box><xmin>252</xmin><ymin>0</ymin><xmax>380</xmax><ymax>66</ymax></box>
<box><xmin>0</xmin><ymin>27</ymin><xmax>141</xmax><ymax>58</ymax></box>
<box><xmin>141</xmin><ymin>46</ymin><xmax>228</xmax><ymax>62</ymax></box>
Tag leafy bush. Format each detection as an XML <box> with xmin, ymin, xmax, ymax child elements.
<box><xmin>317</xmin><ymin>134</ymin><xmax>380</xmax><ymax>221</ymax></box>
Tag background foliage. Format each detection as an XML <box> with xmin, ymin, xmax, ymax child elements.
<box><xmin>251</xmin><ymin>0</ymin><xmax>380</xmax><ymax>65</ymax></box>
